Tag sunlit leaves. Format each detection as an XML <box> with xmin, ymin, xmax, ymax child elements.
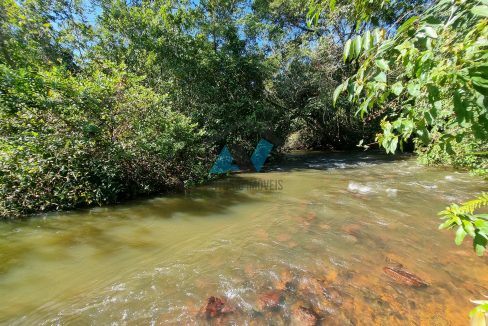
<box><xmin>375</xmin><ymin>59</ymin><xmax>389</xmax><ymax>71</ymax></box>
<box><xmin>333</xmin><ymin>78</ymin><xmax>348</xmax><ymax>106</ymax></box>
<box><xmin>353</xmin><ymin>35</ymin><xmax>362</xmax><ymax>59</ymax></box>
<box><xmin>335</xmin><ymin>0</ymin><xmax>488</xmax><ymax>173</ymax></box>
<box><xmin>439</xmin><ymin>193</ymin><xmax>488</xmax><ymax>256</ymax></box>
<box><xmin>471</xmin><ymin>5</ymin><xmax>488</xmax><ymax>17</ymax></box>
<box><xmin>342</xmin><ymin>28</ymin><xmax>385</xmax><ymax>62</ymax></box>
<box><xmin>374</xmin><ymin>71</ymin><xmax>387</xmax><ymax>83</ymax></box>
<box><xmin>343</xmin><ymin>39</ymin><xmax>352</xmax><ymax>62</ymax></box>
<box><xmin>422</xmin><ymin>26</ymin><xmax>438</xmax><ymax>39</ymax></box>
<box><xmin>391</xmin><ymin>81</ymin><xmax>403</xmax><ymax>95</ymax></box>
<box><xmin>397</xmin><ymin>16</ymin><xmax>418</xmax><ymax>34</ymax></box>
<box><xmin>407</xmin><ymin>82</ymin><xmax>420</xmax><ymax>97</ymax></box>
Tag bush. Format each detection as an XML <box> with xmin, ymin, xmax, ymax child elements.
<box><xmin>0</xmin><ymin>62</ymin><xmax>205</xmax><ymax>218</ymax></box>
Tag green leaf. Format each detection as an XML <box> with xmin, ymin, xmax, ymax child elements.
<box><xmin>362</xmin><ymin>30</ymin><xmax>371</xmax><ymax>51</ymax></box>
<box><xmin>389</xmin><ymin>136</ymin><xmax>398</xmax><ymax>153</ymax></box>
<box><xmin>343</xmin><ymin>39</ymin><xmax>352</xmax><ymax>62</ymax></box>
<box><xmin>353</xmin><ymin>36</ymin><xmax>362</xmax><ymax>58</ymax></box>
<box><xmin>439</xmin><ymin>219</ymin><xmax>454</xmax><ymax>230</ymax></box>
<box><xmin>374</xmin><ymin>72</ymin><xmax>387</xmax><ymax>83</ymax></box>
<box><xmin>455</xmin><ymin>226</ymin><xmax>467</xmax><ymax>245</ymax></box>
<box><xmin>474</xmin><ymin>233</ymin><xmax>487</xmax><ymax>256</ymax></box>
<box><xmin>454</xmin><ymin>90</ymin><xmax>466</xmax><ymax>123</ymax></box>
<box><xmin>463</xmin><ymin>220</ymin><xmax>476</xmax><ymax>237</ymax></box>
<box><xmin>329</xmin><ymin>0</ymin><xmax>336</xmax><ymax>12</ymax></box>
<box><xmin>391</xmin><ymin>82</ymin><xmax>403</xmax><ymax>96</ymax></box>
<box><xmin>407</xmin><ymin>83</ymin><xmax>421</xmax><ymax>97</ymax></box>
<box><xmin>471</xmin><ymin>5</ymin><xmax>488</xmax><ymax>17</ymax></box>
<box><xmin>397</xmin><ymin>16</ymin><xmax>418</xmax><ymax>34</ymax></box>
<box><xmin>333</xmin><ymin>80</ymin><xmax>347</xmax><ymax>106</ymax></box>
<box><xmin>423</xmin><ymin>26</ymin><xmax>438</xmax><ymax>39</ymax></box>
<box><xmin>373</xmin><ymin>28</ymin><xmax>382</xmax><ymax>44</ymax></box>
<box><xmin>375</xmin><ymin>59</ymin><xmax>390</xmax><ymax>71</ymax></box>
<box><xmin>471</xmin><ymin>76</ymin><xmax>488</xmax><ymax>96</ymax></box>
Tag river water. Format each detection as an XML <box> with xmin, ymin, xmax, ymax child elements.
<box><xmin>1</xmin><ymin>152</ymin><xmax>487</xmax><ymax>325</ymax></box>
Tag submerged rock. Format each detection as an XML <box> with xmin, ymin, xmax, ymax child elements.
<box><xmin>383</xmin><ymin>267</ymin><xmax>428</xmax><ymax>287</ymax></box>
<box><xmin>342</xmin><ymin>224</ymin><xmax>361</xmax><ymax>236</ymax></box>
<box><xmin>275</xmin><ymin>270</ymin><xmax>295</xmax><ymax>291</ymax></box>
<box><xmin>319</xmin><ymin>223</ymin><xmax>331</xmax><ymax>230</ymax></box>
<box><xmin>199</xmin><ymin>296</ymin><xmax>234</xmax><ymax>319</ymax></box>
<box><xmin>291</xmin><ymin>305</ymin><xmax>321</xmax><ymax>326</ymax></box>
<box><xmin>305</xmin><ymin>212</ymin><xmax>317</xmax><ymax>221</ymax></box>
<box><xmin>257</xmin><ymin>291</ymin><xmax>283</xmax><ymax>310</ymax></box>
<box><xmin>276</xmin><ymin>233</ymin><xmax>292</xmax><ymax>242</ymax></box>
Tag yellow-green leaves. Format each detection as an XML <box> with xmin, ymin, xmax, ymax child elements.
<box><xmin>342</xmin><ymin>28</ymin><xmax>385</xmax><ymax>62</ymax></box>
<box><xmin>470</xmin><ymin>309</ymin><xmax>488</xmax><ymax>326</ymax></box>
<box><xmin>407</xmin><ymin>82</ymin><xmax>420</xmax><ymax>97</ymax></box>
<box><xmin>353</xmin><ymin>35</ymin><xmax>362</xmax><ymax>58</ymax></box>
<box><xmin>439</xmin><ymin>193</ymin><xmax>488</xmax><ymax>256</ymax></box>
<box><xmin>422</xmin><ymin>26</ymin><xmax>438</xmax><ymax>39</ymax></box>
<box><xmin>374</xmin><ymin>71</ymin><xmax>387</xmax><ymax>83</ymax></box>
<box><xmin>333</xmin><ymin>78</ymin><xmax>349</xmax><ymax>106</ymax></box>
<box><xmin>471</xmin><ymin>5</ymin><xmax>488</xmax><ymax>17</ymax></box>
<box><xmin>391</xmin><ymin>81</ymin><xmax>403</xmax><ymax>96</ymax></box>
<box><xmin>329</xmin><ymin>0</ymin><xmax>336</xmax><ymax>12</ymax></box>
<box><xmin>455</xmin><ymin>225</ymin><xmax>467</xmax><ymax>245</ymax></box>
<box><xmin>396</xmin><ymin>16</ymin><xmax>418</xmax><ymax>34</ymax></box>
<box><xmin>375</xmin><ymin>59</ymin><xmax>389</xmax><ymax>71</ymax></box>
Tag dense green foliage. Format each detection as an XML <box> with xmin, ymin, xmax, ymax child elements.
<box><xmin>2</xmin><ymin>0</ymin><xmax>422</xmax><ymax>218</ymax></box>
<box><xmin>330</xmin><ymin>0</ymin><xmax>488</xmax><ymax>254</ymax></box>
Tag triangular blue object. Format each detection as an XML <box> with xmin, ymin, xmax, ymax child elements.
<box><xmin>251</xmin><ymin>139</ymin><xmax>273</xmax><ymax>172</ymax></box>
<box><xmin>210</xmin><ymin>145</ymin><xmax>240</xmax><ymax>174</ymax></box>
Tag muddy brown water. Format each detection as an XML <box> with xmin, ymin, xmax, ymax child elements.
<box><xmin>1</xmin><ymin>152</ymin><xmax>487</xmax><ymax>325</ymax></box>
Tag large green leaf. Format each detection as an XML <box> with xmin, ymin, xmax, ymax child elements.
<box><xmin>423</xmin><ymin>26</ymin><xmax>438</xmax><ymax>39</ymax></box>
<box><xmin>343</xmin><ymin>39</ymin><xmax>352</xmax><ymax>62</ymax></box>
<box><xmin>329</xmin><ymin>0</ymin><xmax>336</xmax><ymax>12</ymax></box>
<box><xmin>471</xmin><ymin>5</ymin><xmax>488</xmax><ymax>17</ymax></box>
<box><xmin>363</xmin><ymin>30</ymin><xmax>371</xmax><ymax>51</ymax></box>
<box><xmin>374</xmin><ymin>72</ymin><xmax>387</xmax><ymax>83</ymax></box>
<box><xmin>375</xmin><ymin>59</ymin><xmax>389</xmax><ymax>71</ymax></box>
<box><xmin>396</xmin><ymin>16</ymin><xmax>418</xmax><ymax>34</ymax></box>
<box><xmin>333</xmin><ymin>79</ymin><xmax>348</xmax><ymax>106</ymax></box>
<box><xmin>474</xmin><ymin>233</ymin><xmax>487</xmax><ymax>256</ymax></box>
<box><xmin>407</xmin><ymin>83</ymin><xmax>420</xmax><ymax>97</ymax></box>
<box><xmin>455</xmin><ymin>225</ymin><xmax>467</xmax><ymax>245</ymax></box>
<box><xmin>391</xmin><ymin>82</ymin><xmax>403</xmax><ymax>96</ymax></box>
<box><xmin>353</xmin><ymin>35</ymin><xmax>362</xmax><ymax>58</ymax></box>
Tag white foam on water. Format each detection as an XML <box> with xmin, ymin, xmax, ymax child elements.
<box><xmin>347</xmin><ymin>181</ymin><xmax>372</xmax><ymax>194</ymax></box>
<box><xmin>385</xmin><ymin>188</ymin><xmax>398</xmax><ymax>197</ymax></box>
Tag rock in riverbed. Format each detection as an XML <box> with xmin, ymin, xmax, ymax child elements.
<box><xmin>275</xmin><ymin>270</ymin><xmax>295</xmax><ymax>291</ymax></box>
<box><xmin>257</xmin><ymin>291</ymin><xmax>283</xmax><ymax>310</ymax></box>
<box><xmin>383</xmin><ymin>267</ymin><xmax>428</xmax><ymax>287</ymax></box>
<box><xmin>199</xmin><ymin>296</ymin><xmax>234</xmax><ymax>319</ymax></box>
<box><xmin>291</xmin><ymin>305</ymin><xmax>321</xmax><ymax>326</ymax></box>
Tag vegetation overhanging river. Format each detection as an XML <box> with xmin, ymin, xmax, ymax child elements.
<box><xmin>1</xmin><ymin>151</ymin><xmax>487</xmax><ymax>325</ymax></box>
